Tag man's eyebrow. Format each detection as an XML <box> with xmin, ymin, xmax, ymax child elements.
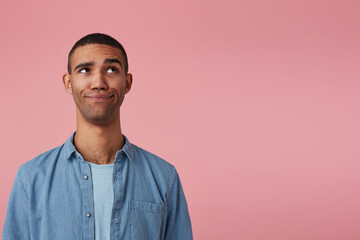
<box><xmin>104</xmin><ymin>58</ymin><xmax>122</xmax><ymax>67</ymax></box>
<box><xmin>74</xmin><ymin>62</ymin><xmax>94</xmax><ymax>71</ymax></box>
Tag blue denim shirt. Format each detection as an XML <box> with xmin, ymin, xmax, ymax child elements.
<box><xmin>2</xmin><ymin>132</ymin><xmax>193</xmax><ymax>240</ymax></box>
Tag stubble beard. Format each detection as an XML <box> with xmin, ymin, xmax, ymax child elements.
<box><xmin>74</xmin><ymin>94</ymin><xmax>123</xmax><ymax>126</ymax></box>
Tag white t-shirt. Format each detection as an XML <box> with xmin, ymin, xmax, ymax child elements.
<box><xmin>88</xmin><ymin>162</ymin><xmax>114</xmax><ymax>240</ymax></box>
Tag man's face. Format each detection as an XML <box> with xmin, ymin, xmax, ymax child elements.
<box><xmin>63</xmin><ymin>44</ymin><xmax>132</xmax><ymax>126</ymax></box>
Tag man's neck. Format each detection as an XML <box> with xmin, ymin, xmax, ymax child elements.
<box><xmin>73</xmin><ymin>117</ymin><xmax>124</xmax><ymax>165</ymax></box>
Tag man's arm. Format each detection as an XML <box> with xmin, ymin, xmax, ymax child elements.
<box><xmin>2</xmin><ymin>165</ymin><xmax>30</xmax><ymax>240</ymax></box>
<box><xmin>164</xmin><ymin>168</ymin><xmax>193</xmax><ymax>240</ymax></box>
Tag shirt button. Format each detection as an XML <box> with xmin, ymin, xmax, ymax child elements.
<box><xmin>83</xmin><ymin>175</ymin><xmax>88</xmax><ymax>180</ymax></box>
<box><xmin>85</xmin><ymin>212</ymin><xmax>91</xmax><ymax>218</ymax></box>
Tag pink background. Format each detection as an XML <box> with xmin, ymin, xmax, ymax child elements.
<box><xmin>1</xmin><ymin>0</ymin><xmax>360</xmax><ymax>239</ymax></box>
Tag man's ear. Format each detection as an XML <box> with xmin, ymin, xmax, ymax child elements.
<box><xmin>63</xmin><ymin>73</ymin><xmax>73</xmax><ymax>95</ymax></box>
<box><xmin>125</xmin><ymin>73</ymin><xmax>133</xmax><ymax>94</ymax></box>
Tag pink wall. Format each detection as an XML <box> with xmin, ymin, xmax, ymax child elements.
<box><xmin>1</xmin><ymin>0</ymin><xmax>360</xmax><ymax>239</ymax></box>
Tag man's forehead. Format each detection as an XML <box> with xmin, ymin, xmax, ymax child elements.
<box><xmin>71</xmin><ymin>44</ymin><xmax>124</xmax><ymax>63</ymax></box>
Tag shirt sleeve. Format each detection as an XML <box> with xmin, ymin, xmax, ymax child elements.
<box><xmin>164</xmin><ymin>167</ymin><xmax>193</xmax><ymax>240</ymax></box>
<box><xmin>2</xmin><ymin>165</ymin><xmax>31</xmax><ymax>240</ymax></box>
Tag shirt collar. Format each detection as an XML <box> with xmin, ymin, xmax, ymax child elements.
<box><xmin>119</xmin><ymin>134</ymin><xmax>135</xmax><ymax>161</ymax></box>
<box><xmin>64</xmin><ymin>131</ymin><xmax>135</xmax><ymax>161</ymax></box>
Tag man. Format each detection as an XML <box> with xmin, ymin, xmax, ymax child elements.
<box><xmin>2</xmin><ymin>33</ymin><xmax>193</xmax><ymax>240</ymax></box>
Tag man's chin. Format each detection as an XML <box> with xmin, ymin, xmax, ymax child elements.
<box><xmin>76</xmin><ymin>106</ymin><xmax>120</xmax><ymax>126</ymax></box>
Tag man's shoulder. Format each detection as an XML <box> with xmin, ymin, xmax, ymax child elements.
<box><xmin>130</xmin><ymin>143</ymin><xmax>182</xmax><ymax>201</ymax></box>
<box><xmin>132</xmin><ymin>144</ymin><xmax>174</xmax><ymax>169</ymax></box>
<box><xmin>19</xmin><ymin>143</ymin><xmax>66</xmax><ymax>177</ymax></box>
<box><xmin>131</xmin><ymin>144</ymin><xmax>177</xmax><ymax>179</ymax></box>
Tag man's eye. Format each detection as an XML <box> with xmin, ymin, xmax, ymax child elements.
<box><xmin>79</xmin><ymin>68</ymin><xmax>90</xmax><ymax>73</ymax></box>
<box><xmin>107</xmin><ymin>67</ymin><xmax>118</xmax><ymax>73</ymax></box>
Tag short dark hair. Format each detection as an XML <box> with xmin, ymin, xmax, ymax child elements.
<box><xmin>67</xmin><ymin>33</ymin><xmax>128</xmax><ymax>74</ymax></box>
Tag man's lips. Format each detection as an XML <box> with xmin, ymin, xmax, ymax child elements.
<box><xmin>85</xmin><ymin>94</ymin><xmax>113</xmax><ymax>100</ymax></box>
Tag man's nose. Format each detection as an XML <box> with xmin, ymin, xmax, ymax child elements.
<box><xmin>91</xmin><ymin>72</ymin><xmax>108</xmax><ymax>90</ymax></box>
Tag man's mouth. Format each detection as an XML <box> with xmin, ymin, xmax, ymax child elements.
<box><xmin>85</xmin><ymin>94</ymin><xmax>113</xmax><ymax>100</ymax></box>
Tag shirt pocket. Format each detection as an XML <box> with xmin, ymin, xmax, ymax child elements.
<box><xmin>128</xmin><ymin>200</ymin><xmax>165</xmax><ymax>240</ymax></box>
